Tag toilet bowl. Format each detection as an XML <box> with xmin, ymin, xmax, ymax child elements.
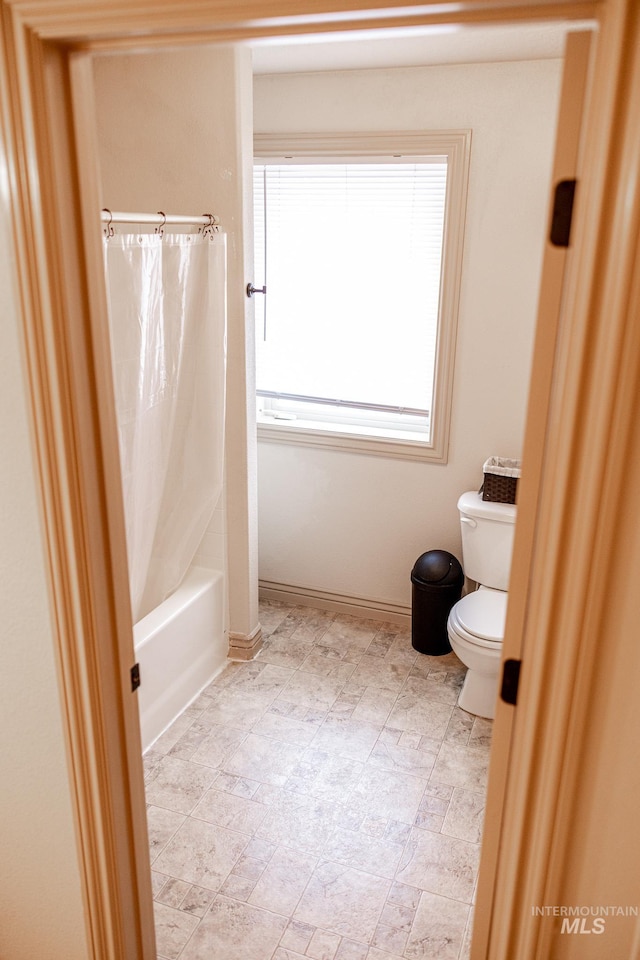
<box><xmin>447</xmin><ymin>492</ymin><xmax>517</xmax><ymax>720</ymax></box>
<box><xmin>447</xmin><ymin>585</ymin><xmax>507</xmax><ymax>719</ymax></box>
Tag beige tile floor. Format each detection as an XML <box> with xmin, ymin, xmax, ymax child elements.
<box><xmin>145</xmin><ymin>600</ymin><xmax>493</xmax><ymax>960</ymax></box>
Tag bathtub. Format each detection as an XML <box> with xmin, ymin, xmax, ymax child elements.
<box><xmin>134</xmin><ymin>566</ymin><xmax>227</xmax><ymax>752</ymax></box>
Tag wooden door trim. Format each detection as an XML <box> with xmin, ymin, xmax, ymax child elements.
<box><xmin>0</xmin><ymin>11</ymin><xmax>155</xmax><ymax>957</ymax></box>
<box><xmin>471</xmin><ymin>28</ymin><xmax>594</xmax><ymax>958</ymax></box>
<box><xmin>482</xmin><ymin>2</ymin><xmax>640</xmax><ymax>955</ymax></box>
<box><xmin>1</xmin><ymin>1</ymin><xmax>636</xmax><ymax>958</ymax></box>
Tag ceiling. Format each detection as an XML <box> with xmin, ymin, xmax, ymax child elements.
<box><xmin>251</xmin><ymin>21</ymin><xmax>595</xmax><ymax>75</ymax></box>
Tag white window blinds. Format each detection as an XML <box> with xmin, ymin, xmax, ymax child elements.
<box><xmin>253</xmin><ymin>159</ymin><xmax>448</xmax><ymax>423</ymax></box>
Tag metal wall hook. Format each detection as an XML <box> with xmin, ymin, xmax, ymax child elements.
<box><xmin>247</xmin><ymin>283</ymin><xmax>267</xmax><ymax>298</ymax></box>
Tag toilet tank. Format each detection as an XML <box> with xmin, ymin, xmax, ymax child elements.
<box><xmin>458</xmin><ymin>491</ymin><xmax>517</xmax><ymax>591</ymax></box>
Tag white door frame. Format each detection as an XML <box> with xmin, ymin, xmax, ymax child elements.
<box><xmin>2</xmin><ymin>1</ymin><xmax>639</xmax><ymax>958</ymax></box>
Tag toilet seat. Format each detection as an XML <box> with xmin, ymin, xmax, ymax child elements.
<box><xmin>449</xmin><ymin>588</ymin><xmax>507</xmax><ymax>647</ymax></box>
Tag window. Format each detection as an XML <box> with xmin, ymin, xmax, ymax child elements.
<box><xmin>253</xmin><ymin>132</ymin><xmax>470</xmax><ymax>462</ymax></box>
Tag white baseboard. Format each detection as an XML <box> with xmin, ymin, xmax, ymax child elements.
<box><xmin>258</xmin><ymin>579</ymin><xmax>411</xmax><ymax>626</ymax></box>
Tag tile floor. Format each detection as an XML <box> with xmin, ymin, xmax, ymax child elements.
<box><xmin>144</xmin><ymin>600</ymin><xmax>493</xmax><ymax>960</ymax></box>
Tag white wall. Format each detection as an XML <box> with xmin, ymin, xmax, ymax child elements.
<box><xmin>94</xmin><ymin>45</ymin><xmax>259</xmax><ymax>641</ymax></box>
<box><xmin>0</xmin><ymin>130</ymin><xmax>89</xmax><ymax>956</ymax></box>
<box><xmin>254</xmin><ymin>59</ymin><xmax>562</xmax><ymax>612</ymax></box>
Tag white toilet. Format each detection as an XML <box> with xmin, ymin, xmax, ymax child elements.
<box><xmin>447</xmin><ymin>491</ymin><xmax>517</xmax><ymax>719</ymax></box>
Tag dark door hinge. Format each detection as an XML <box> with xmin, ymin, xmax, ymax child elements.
<box><xmin>550</xmin><ymin>179</ymin><xmax>577</xmax><ymax>248</ymax></box>
<box><xmin>500</xmin><ymin>658</ymin><xmax>521</xmax><ymax>706</ymax></box>
<box><xmin>130</xmin><ymin>662</ymin><xmax>141</xmax><ymax>692</ymax></box>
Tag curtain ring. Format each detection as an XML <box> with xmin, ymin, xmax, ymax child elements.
<box><xmin>201</xmin><ymin>213</ymin><xmax>217</xmax><ymax>237</ymax></box>
<box><xmin>102</xmin><ymin>208</ymin><xmax>114</xmax><ymax>238</ymax></box>
<box><xmin>155</xmin><ymin>211</ymin><xmax>166</xmax><ymax>237</ymax></box>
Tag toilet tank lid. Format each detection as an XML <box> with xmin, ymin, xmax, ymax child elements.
<box><xmin>458</xmin><ymin>491</ymin><xmax>517</xmax><ymax>523</ymax></box>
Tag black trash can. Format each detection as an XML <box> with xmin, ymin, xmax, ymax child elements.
<box><xmin>411</xmin><ymin>550</ymin><xmax>464</xmax><ymax>655</ymax></box>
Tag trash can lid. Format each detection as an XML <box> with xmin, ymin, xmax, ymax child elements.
<box><xmin>411</xmin><ymin>549</ymin><xmax>463</xmax><ymax>585</ymax></box>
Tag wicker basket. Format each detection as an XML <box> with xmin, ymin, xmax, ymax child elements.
<box><xmin>481</xmin><ymin>457</ymin><xmax>521</xmax><ymax>504</ymax></box>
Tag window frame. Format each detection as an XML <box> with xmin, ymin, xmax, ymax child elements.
<box><xmin>253</xmin><ymin>130</ymin><xmax>471</xmax><ymax>463</ymax></box>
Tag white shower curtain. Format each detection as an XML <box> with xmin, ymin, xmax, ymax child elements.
<box><xmin>103</xmin><ymin>231</ymin><xmax>227</xmax><ymax>623</ymax></box>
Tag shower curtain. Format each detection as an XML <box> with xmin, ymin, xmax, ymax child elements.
<box><xmin>103</xmin><ymin>231</ymin><xmax>227</xmax><ymax>623</ymax></box>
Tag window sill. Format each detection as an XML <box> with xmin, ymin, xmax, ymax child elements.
<box><xmin>256</xmin><ymin>416</ymin><xmax>447</xmax><ymax>463</ymax></box>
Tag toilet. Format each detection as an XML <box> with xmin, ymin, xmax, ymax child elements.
<box><xmin>447</xmin><ymin>491</ymin><xmax>517</xmax><ymax>719</ymax></box>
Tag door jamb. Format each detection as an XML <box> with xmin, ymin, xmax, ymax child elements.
<box><xmin>471</xmin><ymin>28</ymin><xmax>594</xmax><ymax>958</ymax></box>
<box><xmin>3</xmin><ymin>1</ymin><xmax>637</xmax><ymax>958</ymax></box>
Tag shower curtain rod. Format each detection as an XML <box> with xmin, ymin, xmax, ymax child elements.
<box><xmin>101</xmin><ymin>209</ymin><xmax>219</xmax><ymax>228</ymax></box>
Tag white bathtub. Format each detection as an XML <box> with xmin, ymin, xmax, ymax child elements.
<box><xmin>134</xmin><ymin>566</ymin><xmax>227</xmax><ymax>752</ymax></box>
